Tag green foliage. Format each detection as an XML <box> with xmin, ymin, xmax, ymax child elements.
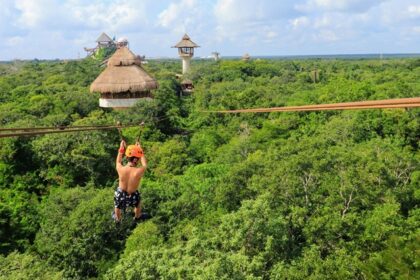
<box><xmin>0</xmin><ymin>252</ymin><xmax>62</xmax><ymax>280</ymax></box>
<box><xmin>271</xmin><ymin>246</ymin><xmax>363</xmax><ymax>280</ymax></box>
<box><xmin>93</xmin><ymin>47</ymin><xmax>116</xmax><ymax>61</ymax></box>
<box><xmin>0</xmin><ymin>189</ymin><xmax>39</xmax><ymax>254</ymax></box>
<box><xmin>31</xmin><ymin>127</ymin><xmax>117</xmax><ymax>187</ymax></box>
<box><xmin>123</xmin><ymin>221</ymin><xmax>163</xmax><ymax>256</ymax></box>
<box><xmin>0</xmin><ymin>57</ymin><xmax>419</xmax><ymax>279</ymax></box>
<box><xmin>35</xmin><ymin>187</ymin><xmax>129</xmax><ymax>278</ymax></box>
<box><xmin>362</xmin><ymin>233</ymin><xmax>420</xmax><ymax>279</ymax></box>
<box><xmin>149</xmin><ymin>137</ymin><xmax>190</xmax><ymax>176</ymax></box>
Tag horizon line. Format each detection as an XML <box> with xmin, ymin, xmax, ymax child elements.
<box><xmin>1</xmin><ymin>52</ymin><xmax>420</xmax><ymax>62</ymax></box>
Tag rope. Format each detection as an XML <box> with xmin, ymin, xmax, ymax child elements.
<box><xmin>0</xmin><ymin>123</ymin><xmax>140</xmax><ymax>138</ymax></box>
<box><xmin>136</xmin><ymin>121</ymin><xmax>145</xmax><ymax>143</ymax></box>
<box><xmin>0</xmin><ymin>124</ymin><xmax>126</xmax><ymax>132</ymax></box>
<box><xmin>204</xmin><ymin>97</ymin><xmax>420</xmax><ymax>113</ymax></box>
<box><xmin>116</xmin><ymin>121</ymin><xmax>124</xmax><ymax>141</ymax></box>
<box><xmin>2</xmin><ymin>97</ymin><xmax>417</xmax><ymax>138</ymax></box>
<box><xmin>0</xmin><ymin>115</ymin><xmax>171</xmax><ymax>139</ymax></box>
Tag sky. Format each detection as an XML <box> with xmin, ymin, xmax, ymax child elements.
<box><xmin>0</xmin><ymin>0</ymin><xmax>419</xmax><ymax>60</ymax></box>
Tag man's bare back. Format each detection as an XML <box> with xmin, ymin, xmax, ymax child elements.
<box><xmin>117</xmin><ymin>165</ymin><xmax>145</xmax><ymax>194</ymax></box>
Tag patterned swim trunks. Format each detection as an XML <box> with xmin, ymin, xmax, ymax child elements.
<box><xmin>114</xmin><ymin>188</ymin><xmax>141</xmax><ymax>210</ymax></box>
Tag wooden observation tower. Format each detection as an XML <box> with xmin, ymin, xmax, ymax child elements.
<box><xmin>172</xmin><ymin>34</ymin><xmax>199</xmax><ymax>75</ymax></box>
<box><xmin>172</xmin><ymin>34</ymin><xmax>199</xmax><ymax>94</ymax></box>
<box><xmin>84</xmin><ymin>32</ymin><xmax>116</xmax><ymax>56</ymax></box>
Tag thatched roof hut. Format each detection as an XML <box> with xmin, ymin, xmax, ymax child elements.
<box><xmin>90</xmin><ymin>46</ymin><xmax>158</xmax><ymax>108</ymax></box>
<box><xmin>173</xmin><ymin>34</ymin><xmax>200</xmax><ymax>48</ymax></box>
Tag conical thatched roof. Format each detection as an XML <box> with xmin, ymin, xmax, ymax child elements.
<box><xmin>173</xmin><ymin>34</ymin><xmax>199</xmax><ymax>48</ymax></box>
<box><xmin>90</xmin><ymin>47</ymin><xmax>158</xmax><ymax>94</ymax></box>
<box><xmin>107</xmin><ymin>46</ymin><xmax>141</xmax><ymax>66</ymax></box>
<box><xmin>96</xmin><ymin>32</ymin><xmax>113</xmax><ymax>43</ymax></box>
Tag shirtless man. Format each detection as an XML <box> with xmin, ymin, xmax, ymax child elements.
<box><xmin>113</xmin><ymin>140</ymin><xmax>147</xmax><ymax>222</ymax></box>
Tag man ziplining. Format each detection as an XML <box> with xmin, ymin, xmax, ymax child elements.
<box><xmin>112</xmin><ymin>139</ymin><xmax>148</xmax><ymax>223</ymax></box>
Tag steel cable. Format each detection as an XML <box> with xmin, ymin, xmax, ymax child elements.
<box><xmin>0</xmin><ymin>124</ymin><xmax>141</xmax><ymax>138</ymax></box>
<box><xmin>0</xmin><ymin>114</ymin><xmax>171</xmax><ymax>139</ymax></box>
<box><xmin>204</xmin><ymin>97</ymin><xmax>420</xmax><ymax>113</ymax></box>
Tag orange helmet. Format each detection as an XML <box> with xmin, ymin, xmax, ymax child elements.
<box><xmin>125</xmin><ymin>145</ymin><xmax>144</xmax><ymax>158</ymax></box>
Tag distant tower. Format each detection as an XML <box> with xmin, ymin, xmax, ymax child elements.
<box><xmin>172</xmin><ymin>34</ymin><xmax>199</xmax><ymax>74</ymax></box>
<box><xmin>84</xmin><ymin>32</ymin><xmax>116</xmax><ymax>57</ymax></box>
<box><xmin>212</xmin><ymin>51</ymin><xmax>220</xmax><ymax>61</ymax></box>
<box><xmin>96</xmin><ymin>32</ymin><xmax>114</xmax><ymax>48</ymax></box>
<box><xmin>242</xmin><ymin>53</ymin><xmax>251</xmax><ymax>62</ymax></box>
<box><xmin>311</xmin><ymin>68</ymin><xmax>320</xmax><ymax>83</ymax></box>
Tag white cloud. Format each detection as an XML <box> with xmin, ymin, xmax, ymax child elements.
<box><xmin>290</xmin><ymin>16</ymin><xmax>310</xmax><ymax>29</ymax></box>
<box><xmin>0</xmin><ymin>0</ymin><xmax>419</xmax><ymax>59</ymax></box>
<box><xmin>296</xmin><ymin>0</ymin><xmax>387</xmax><ymax>13</ymax></box>
<box><xmin>266</xmin><ymin>31</ymin><xmax>278</xmax><ymax>39</ymax></box>
<box><xmin>286</xmin><ymin>4</ymin><xmax>381</xmax><ymax>46</ymax></box>
<box><xmin>378</xmin><ymin>0</ymin><xmax>420</xmax><ymax>25</ymax></box>
<box><xmin>5</xmin><ymin>36</ymin><xmax>24</xmax><ymax>47</ymax></box>
<box><xmin>0</xmin><ymin>1</ymin><xmax>14</xmax><ymax>33</ymax></box>
<box><xmin>157</xmin><ymin>0</ymin><xmax>206</xmax><ymax>35</ymax></box>
<box><xmin>314</xmin><ymin>29</ymin><xmax>339</xmax><ymax>42</ymax></box>
<box><xmin>214</xmin><ymin>0</ymin><xmax>262</xmax><ymax>23</ymax></box>
<box><xmin>15</xmin><ymin>0</ymin><xmax>50</xmax><ymax>28</ymax></box>
<box><xmin>407</xmin><ymin>5</ymin><xmax>420</xmax><ymax>17</ymax></box>
<box><xmin>12</xmin><ymin>0</ymin><xmax>148</xmax><ymax>32</ymax></box>
<box><xmin>313</xmin><ymin>15</ymin><xmax>332</xmax><ymax>28</ymax></box>
<box><xmin>0</xmin><ymin>0</ymin><xmax>153</xmax><ymax>59</ymax></box>
<box><xmin>214</xmin><ymin>0</ymin><xmax>296</xmax><ymax>23</ymax></box>
<box><xmin>64</xmin><ymin>0</ymin><xmax>149</xmax><ymax>33</ymax></box>
<box><xmin>412</xmin><ymin>26</ymin><xmax>420</xmax><ymax>33</ymax></box>
<box><xmin>213</xmin><ymin>0</ymin><xmax>296</xmax><ymax>44</ymax></box>
<box><xmin>158</xmin><ymin>0</ymin><xmax>196</xmax><ymax>28</ymax></box>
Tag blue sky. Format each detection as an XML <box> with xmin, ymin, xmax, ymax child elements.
<box><xmin>0</xmin><ymin>0</ymin><xmax>419</xmax><ymax>60</ymax></box>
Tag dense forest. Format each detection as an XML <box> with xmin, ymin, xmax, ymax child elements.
<box><xmin>0</xmin><ymin>56</ymin><xmax>419</xmax><ymax>279</ymax></box>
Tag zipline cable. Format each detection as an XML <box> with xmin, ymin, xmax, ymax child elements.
<box><xmin>5</xmin><ymin>97</ymin><xmax>415</xmax><ymax>138</ymax></box>
<box><xmin>0</xmin><ymin>124</ymin><xmax>141</xmax><ymax>138</ymax></box>
<box><xmin>204</xmin><ymin>97</ymin><xmax>420</xmax><ymax>113</ymax></box>
<box><xmin>0</xmin><ymin>115</ymin><xmax>171</xmax><ymax>139</ymax></box>
<box><xmin>0</xmin><ymin>124</ymin><xmax>124</xmax><ymax>132</ymax></box>
<box><xmin>214</xmin><ymin>102</ymin><xmax>420</xmax><ymax>113</ymax></box>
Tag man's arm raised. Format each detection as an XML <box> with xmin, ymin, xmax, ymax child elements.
<box><xmin>116</xmin><ymin>140</ymin><xmax>126</xmax><ymax>170</ymax></box>
<box><xmin>136</xmin><ymin>141</ymin><xmax>147</xmax><ymax>171</ymax></box>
